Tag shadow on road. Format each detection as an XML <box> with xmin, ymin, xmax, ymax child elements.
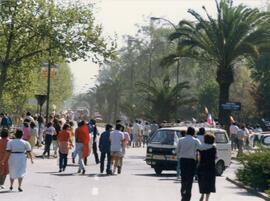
<box><xmin>51</xmin><ymin>173</ymin><xmax>75</xmax><ymax>176</ymax></box>
<box><xmin>134</xmin><ymin>173</ymin><xmax>176</xmax><ymax>177</ymax></box>
<box><xmin>0</xmin><ymin>190</ymin><xmax>17</xmax><ymax>194</ymax></box>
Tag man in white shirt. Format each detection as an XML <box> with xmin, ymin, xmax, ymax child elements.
<box><xmin>176</xmin><ymin>127</ymin><xmax>201</xmax><ymax>201</ymax></box>
<box><xmin>229</xmin><ymin>122</ymin><xmax>239</xmax><ymax>150</ymax></box>
<box><xmin>110</xmin><ymin>124</ymin><xmax>124</xmax><ymax>174</ymax></box>
<box><xmin>24</xmin><ymin>112</ymin><xmax>34</xmax><ymax>123</ymax></box>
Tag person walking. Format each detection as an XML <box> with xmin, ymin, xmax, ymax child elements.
<box><xmin>117</xmin><ymin>125</ymin><xmax>130</xmax><ymax>174</ymax></box>
<box><xmin>89</xmin><ymin>119</ymin><xmax>99</xmax><ymax>164</ymax></box>
<box><xmin>42</xmin><ymin>122</ymin><xmax>56</xmax><ymax>158</ymax></box>
<box><xmin>132</xmin><ymin>120</ymin><xmax>140</xmax><ymax>147</ymax></box>
<box><xmin>57</xmin><ymin>124</ymin><xmax>73</xmax><ymax>172</ymax></box>
<box><xmin>29</xmin><ymin>122</ymin><xmax>38</xmax><ymax>150</ymax></box>
<box><xmin>76</xmin><ymin>121</ymin><xmax>90</xmax><ymax>174</ymax></box>
<box><xmin>143</xmin><ymin>122</ymin><xmax>150</xmax><ymax>147</ymax></box>
<box><xmin>1</xmin><ymin>130</ymin><xmax>33</xmax><ymax>192</ymax></box>
<box><xmin>110</xmin><ymin>124</ymin><xmax>124</xmax><ymax>175</ymax></box>
<box><xmin>176</xmin><ymin>127</ymin><xmax>201</xmax><ymax>201</ymax></box>
<box><xmin>237</xmin><ymin>123</ymin><xmax>247</xmax><ymax>157</ymax></box>
<box><xmin>229</xmin><ymin>122</ymin><xmax>239</xmax><ymax>151</ymax></box>
<box><xmin>0</xmin><ymin>129</ymin><xmax>9</xmax><ymax>189</ymax></box>
<box><xmin>53</xmin><ymin>119</ymin><xmax>62</xmax><ymax>158</ymax></box>
<box><xmin>198</xmin><ymin>134</ymin><xmax>217</xmax><ymax>201</ymax></box>
<box><xmin>99</xmin><ymin>124</ymin><xmax>113</xmax><ymax>175</ymax></box>
<box><xmin>37</xmin><ymin>115</ymin><xmax>45</xmax><ymax>147</ymax></box>
<box><xmin>197</xmin><ymin>127</ymin><xmax>205</xmax><ymax>144</ymax></box>
<box><xmin>0</xmin><ymin>113</ymin><xmax>12</xmax><ymax>129</ymax></box>
<box><xmin>22</xmin><ymin>122</ymin><xmax>31</xmax><ymax>141</ymax></box>
<box><xmin>72</xmin><ymin>121</ymin><xmax>82</xmax><ymax>164</ymax></box>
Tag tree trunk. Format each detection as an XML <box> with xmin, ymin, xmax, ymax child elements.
<box><xmin>216</xmin><ymin>66</ymin><xmax>234</xmax><ymax>126</ymax></box>
<box><xmin>218</xmin><ymin>82</ymin><xmax>231</xmax><ymax>125</ymax></box>
<box><xmin>0</xmin><ymin>62</ymin><xmax>8</xmax><ymax>106</ymax></box>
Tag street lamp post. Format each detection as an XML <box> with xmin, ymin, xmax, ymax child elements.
<box><xmin>46</xmin><ymin>49</ymin><xmax>52</xmax><ymax>124</ymax></box>
<box><xmin>46</xmin><ymin>0</ymin><xmax>53</xmax><ymax>124</ymax></box>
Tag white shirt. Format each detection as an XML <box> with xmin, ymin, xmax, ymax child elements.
<box><xmin>25</xmin><ymin>115</ymin><xmax>34</xmax><ymax>122</ymax></box>
<box><xmin>230</xmin><ymin>124</ymin><xmax>239</xmax><ymax>135</ymax></box>
<box><xmin>176</xmin><ymin>135</ymin><xmax>201</xmax><ymax>160</ymax></box>
<box><xmin>132</xmin><ymin>123</ymin><xmax>141</xmax><ymax>135</ymax></box>
<box><xmin>110</xmin><ymin>130</ymin><xmax>124</xmax><ymax>152</ymax></box>
<box><xmin>43</xmin><ymin>126</ymin><xmax>56</xmax><ymax>136</ymax></box>
<box><xmin>143</xmin><ymin>125</ymin><xmax>151</xmax><ymax>136</ymax></box>
<box><xmin>197</xmin><ymin>135</ymin><xmax>204</xmax><ymax>143</ymax></box>
<box><xmin>6</xmin><ymin>139</ymin><xmax>31</xmax><ymax>153</ymax></box>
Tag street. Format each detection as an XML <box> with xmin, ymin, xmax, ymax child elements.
<box><xmin>0</xmin><ymin>147</ymin><xmax>263</xmax><ymax>201</ymax></box>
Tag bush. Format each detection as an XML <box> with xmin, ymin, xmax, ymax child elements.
<box><xmin>236</xmin><ymin>149</ymin><xmax>270</xmax><ymax>195</ymax></box>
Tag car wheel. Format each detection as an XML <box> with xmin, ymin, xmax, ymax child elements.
<box><xmin>215</xmin><ymin>160</ymin><xmax>224</xmax><ymax>176</ymax></box>
<box><xmin>154</xmin><ymin>167</ymin><xmax>163</xmax><ymax>176</ymax></box>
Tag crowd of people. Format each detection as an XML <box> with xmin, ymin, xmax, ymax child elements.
<box><xmin>229</xmin><ymin>121</ymin><xmax>264</xmax><ymax>156</ymax></box>
<box><xmin>0</xmin><ymin>112</ymin><xmax>160</xmax><ymax>191</ymax></box>
<box><xmin>0</xmin><ymin>111</ymin><xmax>267</xmax><ymax>199</ymax></box>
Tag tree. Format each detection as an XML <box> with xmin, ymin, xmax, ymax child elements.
<box><xmin>136</xmin><ymin>76</ymin><xmax>193</xmax><ymax>122</ymax></box>
<box><xmin>249</xmin><ymin>53</ymin><xmax>270</xmax><ymax>118</ymax></box>
<box><xmin>0</xmin><ymin>0</ymin><xmax>115</xmax><ymax>104</ymax></box>
<box><xmin>169</xmin><ymin>0</ymin><xmax>270</xmax><ymax>124</ymax></box>
<box><xmin>35</xmin><ymin>62</ymin><xmax>73</xmax><ymax>110</ymax></box>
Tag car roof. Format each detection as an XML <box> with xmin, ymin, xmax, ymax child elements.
<box><xmin>158</xmin><ymin>126</ymin><xmax>226</xmax><ymax>133</ymax></box>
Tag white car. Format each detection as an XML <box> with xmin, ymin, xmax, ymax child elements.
<box><xmin>146</xmin><ymin>126</ymin><xmax>231</xmax><ymax>176</ymax></box>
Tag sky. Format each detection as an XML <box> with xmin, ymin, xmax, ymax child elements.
<box><xmin>69</xmin><ymin>0</ymin><xmax>265</xmax><ymax>94</ymax></box>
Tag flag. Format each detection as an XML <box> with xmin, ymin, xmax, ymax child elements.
<box><xmin>207</xmin><ymin>113</ymin><xmax>213</xmax><ymax>125</ymax></box>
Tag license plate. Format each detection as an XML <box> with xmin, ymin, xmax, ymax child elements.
<box><xmin>152</xmin><ymin>155</ymin><xmax>165</xmax><ymax>160</ymax></box>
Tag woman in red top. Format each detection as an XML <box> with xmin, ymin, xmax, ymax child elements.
<box><xmin>57</xmin><ymin>124</ymin><xmax>73</xmax><ymax>172</ymax></box>
<box><xmin>0</xmin><ymin>129</ymin><xmax>9</xmax><ymax>188</ymax></box>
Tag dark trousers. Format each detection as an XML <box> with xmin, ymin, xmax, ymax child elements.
<box><xmin>43</xmin><ymin>135</ymin><xmax>53</xmax><ymax>157</ymax></box>
<box><xmin>92</xmin><ymin>142</ymin><xmax>99</xmax><ymax>164</ymax></box>
<box><xmin>59</xmin><ymin>152</ymin><xmax>68</xmax><ymax>170</ymax></box>
<box><xmin>180</xmin><ymin>158</ymin><xmax>196</xmax><ymax>201</ymax></box>
<box><xmin>100</xmin><ymin>151</ymin><xmax>111</xmax><ymax>173</ymax></box>
<box><xmin>0</xmin><ymin>175</ymin><xmax>6</xmax><ymax>185</ymax></box>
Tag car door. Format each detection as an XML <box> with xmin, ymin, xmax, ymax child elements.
<box><xmin>214</xmin><ymin>131</ymin><xmax>231</xmax><ymax>167</ymax></box>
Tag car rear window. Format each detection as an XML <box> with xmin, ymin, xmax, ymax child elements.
<box><xmin>150</xmin><ymin>130</ymin><xmax>180</xmax><ymax>145</ymax></box>
<box><xmin>214</xmin><ymin>132</ymin><xmax>228</xmax><ymax>143</ymax></box>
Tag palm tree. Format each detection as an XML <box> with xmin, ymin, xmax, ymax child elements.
<box><xmin>169</xmin><ymin>0</ymin><xmax>270</xmax><ymax>124</ymax></box>
<box><xmin>136</xmin><ymin>76</ymin><xmax>194</xmax><ymax>122</ymax></box>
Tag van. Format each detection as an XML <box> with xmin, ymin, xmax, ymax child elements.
<box><xmin>145</xmin><ymin>126</ymin><xmax>231</xmax><ymax>176</ymax></box>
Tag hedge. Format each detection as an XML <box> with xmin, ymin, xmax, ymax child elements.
<box><xmin>236</xmin><ymin>149</ymin><xmax>270</xmax><ymax>196</ymax></box>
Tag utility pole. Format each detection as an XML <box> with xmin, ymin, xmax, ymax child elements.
<box><xmin>46</xmin><ymin>0</ymin><xmax>53</xmax><ymax>124</ymax></box>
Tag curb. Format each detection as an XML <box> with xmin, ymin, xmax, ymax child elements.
<box><xmin>226</xmin><ymin>177</ymin><xmax>270</xmax><ymax>201</ymax></box>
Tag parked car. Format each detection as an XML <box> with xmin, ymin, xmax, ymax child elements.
<box><xmin>146</xmin><ymin>126</ymin><xmax>231</xmax><ymax>176</ymax></box>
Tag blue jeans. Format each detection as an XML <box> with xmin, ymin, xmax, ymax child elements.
<box><xmin>77</xmin><ymin>143</ymin><xmax>86</xmax><ymax>171</ymax></box>
<box><xmin>177</xmin><ymin>159</ymin><xmax>181</xmax><ymax>177</ymax></box>
<box><xmin>43</xmin><ymin>135</ymin><xmax>53</xmax><ymax>157</ymax></box>
<box><xmin>59</xmin><ymin>152</ymin><xmax>67</xmax><ymax>170</ymax></box>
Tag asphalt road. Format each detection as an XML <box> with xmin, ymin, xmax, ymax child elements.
<box><xmin>0</xmin><ymin>146</ymin><xmax>263</xmax><ymax>201</ymax></box>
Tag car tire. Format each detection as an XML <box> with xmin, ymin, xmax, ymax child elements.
<box><xmin>154</xmin><ymin>167</ymin><xmax>163</xmax><ymax>176</ymax></box>
<box><xmin>215</xmin><ymin>160</ymin><xmax>224</xmax><ymax>176</ymax></box>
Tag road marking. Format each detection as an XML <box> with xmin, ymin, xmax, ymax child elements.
<box><xmin>92</xmin><ymin>187</ymin><xmax>99</xmax><ymax>196</ymax></box>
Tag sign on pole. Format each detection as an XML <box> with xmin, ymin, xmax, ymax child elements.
<box><xmin>221</xmin><ymin>102</ymin><xmax>241</xmax><ymax>111</ymax></box>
